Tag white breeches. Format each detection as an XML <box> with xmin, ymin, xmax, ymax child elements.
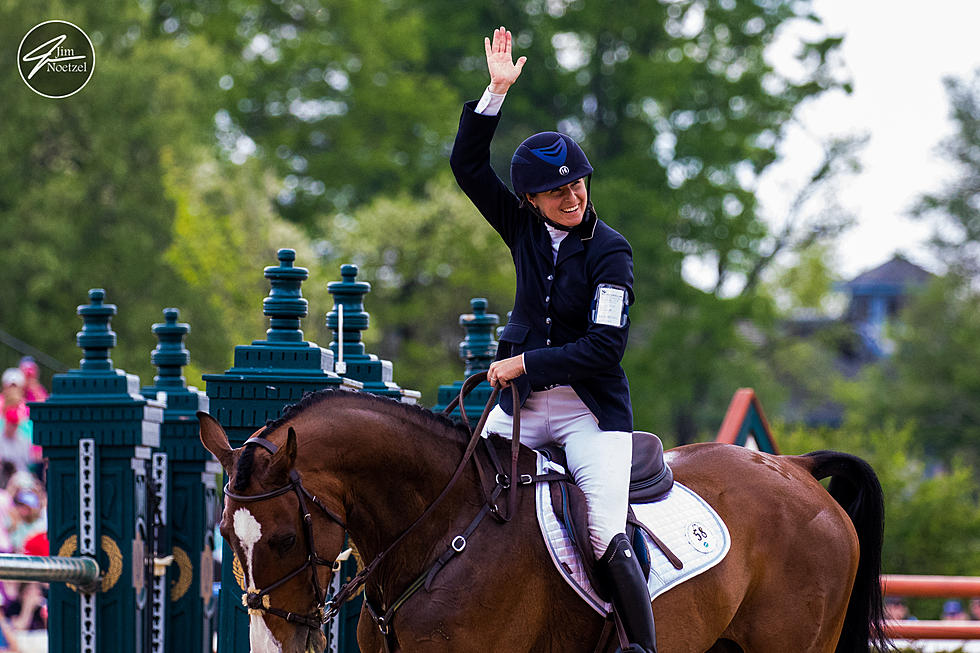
<box><xmin>482</xmin><ymin>385</ymin><xmax>632</xmax><ymax>558</ymax></box>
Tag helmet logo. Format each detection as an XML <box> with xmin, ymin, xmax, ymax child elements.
<box><xmin>530</xmin><ymin>137</ymin><xmax>567</xmax><ymax>166</ymax></box>
<box><xmin>558</xmin><ymin>165</ymin><xmax>570</xmax><ymax>176</ymax></box>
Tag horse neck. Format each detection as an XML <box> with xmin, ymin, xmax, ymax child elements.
<box><xmin>293</xmin><ymin>401</ymin><xmax>474</xmax><ymax>568</ymax></box>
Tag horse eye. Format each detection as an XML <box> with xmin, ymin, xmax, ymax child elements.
<box><xmin>269</xmin><ymin>534</ymin><xmax>297</xmax><ymax>557</ymax></box>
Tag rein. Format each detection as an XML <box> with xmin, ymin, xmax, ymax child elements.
<box><xmin>228</xmin><ymin>373</ymin><xmax>533</xmax><ymax>641</ymax></box>
<box><xmin>325</xmin><ymin>373</ymin><xmax>520</xmax><ymax>622</ymax></box>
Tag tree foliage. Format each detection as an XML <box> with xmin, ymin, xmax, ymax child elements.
<box><xmin>838</xmin><ymin>275</ymin><xmax>980</xmax><ymax>467</ymax></box>
<box><xmin>322</xmin><ymin>175</ymin><xmax>516</xmax><ymax>402</ymax></box>
<box><xmin>914</xmin><ymin>70</ymin><xmax>980</xmax><ymax>279</ymax></box>
<box><xmin>2</xmin><ymin>0</ymin><xmax>856</xmax><ymax>443</ymax></box>
<box><xmin>0</xmin><ymin>1</ymin><xmax>228</xmax><ymax>382</ymax></box>
<box><xmin>842</xmin><ymin>69</ymin><xmax>980</xmax><ymax>467</ymax></box>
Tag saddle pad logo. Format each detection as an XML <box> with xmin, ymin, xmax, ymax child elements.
<box><xmin>687</xmin><ymin>522</ymin><xmax>715</xmax><ymax>553</ymax></box>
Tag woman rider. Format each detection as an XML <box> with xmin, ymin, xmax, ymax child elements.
<box><xmin>449</xmin><ymin>26</ymin><xmax>657</xmax><ymax>653</ymax></box>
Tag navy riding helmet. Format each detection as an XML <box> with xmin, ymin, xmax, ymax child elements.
<box><xmin>511</xmin><ymin>131</ymin><xmax>593</xmax><ymax>196</ymax></box>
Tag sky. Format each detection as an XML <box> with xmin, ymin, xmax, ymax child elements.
<box><xmin>757</xmin><ymin>0</ymin><xmax>980</xmax><ymax>280</ymax></box>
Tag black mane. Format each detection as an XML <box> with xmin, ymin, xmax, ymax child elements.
<box><xmin>232</xmin><ymin>389</ymin><xmax>471</xmax><ymax>490</ymax></box>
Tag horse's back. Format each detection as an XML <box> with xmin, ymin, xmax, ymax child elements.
<box><xmin>656</xmin><ymin>443</ymin><xmax>860</xmax><ymax>652</ymax></box>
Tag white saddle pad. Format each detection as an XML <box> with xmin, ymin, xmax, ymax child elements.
<box><xmin>535</xmin><ymin>453</ymin><xmax>731</xmax><ymax>615</ymax></box>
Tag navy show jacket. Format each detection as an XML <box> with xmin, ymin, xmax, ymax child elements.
<box><xmin>450</xmin><ymin>101</ymin><xmax>634</xmax><ymax>432</ymax></box>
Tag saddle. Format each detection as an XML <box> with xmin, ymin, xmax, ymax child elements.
<box><xmin>537</xmin><ymin>431</ymin><xmax>676</xmax><ymax>599</ymax></box>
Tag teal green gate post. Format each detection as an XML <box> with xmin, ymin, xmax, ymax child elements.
<box><xmin>325</xmin><ymin>264</ymin><xmax>421</xmax><ymax>404</ymax></box>
<box><xmin>434</xmin><ymin>298</ymin><xmax>499</xmax><ymax>419</ymax></box>
<box><xmin>30</xmin><ymin>289</ymin><xmax>164</xmax><ymax>653</ymax></box>
<box><xmin>141</xmin><ymin>309</ymin><xmax>216</xmax><ymax>653</ymax></box>
<box><xmin>323</xmin><ymin>263</ymin><xmax>421</xmax><ymax>650</ymax></box>
<box><xmin>203</xmin><ymin>250</ymin><xmax>361</xmax><ymax>653</ymax></box>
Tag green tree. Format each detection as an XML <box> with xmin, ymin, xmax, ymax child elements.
<box><xmin>839</xmin><ymin>70</ymin><xmax>980</xmax><ymax>466</ymax></box>
<box><xmin>0</xmin><ymin>2</ymin><xmax>229</xmax><ymax>382</ymax></box>
<box><xmin>158</xmin><ymin>0</ymin><xmax>462</xmax><ymax>221</ymax></box>
<box><xmin>914</xmin><ymin>70</ymin><xmax>980</xmax><ymax>279</ymax></box>
<box><xmin>159</xmin><ymin>148</ymin><xmax>336</xmax><ymax>387</ymax></box>
<box><xmin>0</xmin><ymin>2</ymin><xmax>326</xmax><ymax>387</ymax></box>
<box><xmin>323</xmin><ymin>175</ymin><xmax>516</xmax><ymax>402</ymax></box>
<box><xmin>5</xmin><ymin>1</ymin><xmax>857</xmax><ymax>437</ymax></box>
<box><xmin>839</xmin><ymin>275</ymin><xmax>980</xmax><ymax>467</ymax></box>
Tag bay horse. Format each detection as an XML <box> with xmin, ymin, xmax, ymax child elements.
<box><xmin>199</xmin><ymin>388</ymin><xmax>889</xmax><ymax>653</ymax></box>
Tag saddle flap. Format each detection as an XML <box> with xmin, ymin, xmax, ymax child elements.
<box><xmin>535</xmin><ymin>452</ymin><xmax>733</xmax><ymax>618</ymax></box>
<box><xmin>547</xmin><ymin>480</ymin><xmax>654</xmax><ymax>601</ymax></box>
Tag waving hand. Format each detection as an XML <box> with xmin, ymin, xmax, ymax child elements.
<box><xmin>485</xmin><ymin>26</ymin><xmax>527</xmax><ymax>94</ymax></box>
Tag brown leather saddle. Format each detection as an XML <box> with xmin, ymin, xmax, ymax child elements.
<box><xmin>536</xmin><ymin>431</ymin><xmax>678</xmax><ymax>598</ymax></box>
<box><xmin>538</xmin><ymin>430</ymin><xmax>674</xmax><ymax>504</ymax></box>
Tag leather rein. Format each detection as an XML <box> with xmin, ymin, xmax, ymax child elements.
<box><xmin>225</xmin><ymin>372</ymin><xmax>528</xmax><ymax>636</ymax></box>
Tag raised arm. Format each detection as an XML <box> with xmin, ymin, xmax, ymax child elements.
<box><xmin>485</xmin><ymin>26</ymin><xmax>526</xmax><ymax>95</ymax></box>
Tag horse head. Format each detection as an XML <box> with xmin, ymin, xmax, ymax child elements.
<box><xmin>200</xmin><ymin>412</ymin><xmax>348</xmax><ymax>653</ymax></box>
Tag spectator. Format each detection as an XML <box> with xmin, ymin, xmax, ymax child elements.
<box><xmin>885</xmin><ymin>596</ymin><xmax>915</xmax><ymax>621</ymax></box>
<box><xmin>0</xmin><ymin>409</ymin><xmax>31</xmax><ymax>475</ymax></box>
<box><xmin>0</xmin><ymin>373</ymin><xmax>36</xmax><ymax>475</ymax></box>
<box><xmin>0</xmin><ymin>371</ymin><xmax>26</xmax><ymax>421</ymax></box>
<box><xmin>15</xmin><ymin>360</ymin><xmax>46</xmax><ymax>407</ymax></box>
<box><xmin>942</xmin><ymin>599</ymin><xmax>969</xmax><ymax>620</ymax></box>
<box><xmin>0</xmin><ymin>486</ymin><xmax>13</xmax><ymax>556</ymax></box>
<box><xmin>0</xmin><ymin>612</ymin><xmax>18</xmax><ymax>653</ymax></box>
<box><xmin>20</xmin><ymin>533</ymin><xmax>46</xmax><ymax>558</ymax></box>
<box><xmin>3</xmin><ymin>582</ymin><xmax>44</xmax><ymax>634</ymax></box>
<box><xmin>969</xmin><ymin>597</ymin><xmax>980</xmax><ymax>621</ymax></box>
<box><xmin>7</xmin><ymin>491</ymin><xmax>44</xmax><ymax>554</ymax></box>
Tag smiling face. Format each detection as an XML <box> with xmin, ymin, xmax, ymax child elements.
<box><xmin>526</xmin><ymin>177</ymin><xmax>588</xmax><ymax>228</ymax></box>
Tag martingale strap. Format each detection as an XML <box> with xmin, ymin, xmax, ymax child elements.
<box><xmin>328</xmin><ymin>374</ymin><xmax>534</xmax><ymax>635</ymax></box>
<box><xmin>327</xmin><ymin>374</ymin><xmax>508</xmax><ymax>615</ymax></box>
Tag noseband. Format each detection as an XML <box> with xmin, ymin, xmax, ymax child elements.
<box><xmin>224</xmin><ymin>436</ymin><xmax>348</xmax><ymax>630</ymax></box>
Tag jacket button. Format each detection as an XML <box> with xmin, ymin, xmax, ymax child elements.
<box><xmin>547</xmin><ymin>274</ymin><xmax>554</xmax><ymax>281</ymax></box>
<box><xmin>545</xmin><ymin>295</ymin><xmax>550</xmax><ymax>303</ymax></box>
<box><xmin>546</xmin><ymin>339</ymin><xmax>551</xmax><ymax>346</ymax></box>
<box><xmin>545</xmin><ymin>317</ymin><xmax>552</xmax><ymax>325</ymax></box>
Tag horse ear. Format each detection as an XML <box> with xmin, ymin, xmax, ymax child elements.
<box><xmin>199</xmin><ymin>412</ymin><xmax>235</xmax><ymax>473</ymax></box>
<box><xmin>269</xmin><ymin>427</ymin><xmax>298</xmax><ymax>476</ymax></box>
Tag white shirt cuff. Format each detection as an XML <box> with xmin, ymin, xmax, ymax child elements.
<box><xmin>520</xmin><ymin>352</ymin><xmax>526</xmax><ymax>375</ymax></box>
<box><xmin>474</xmin><ymin>86</ymin><xmax>507</xmax><ymax>116</ymax></box>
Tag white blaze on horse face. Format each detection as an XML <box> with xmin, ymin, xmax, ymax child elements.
<box><xmin>233</xmin><ymin>508</ymin><xmax>283</xmax><ymax>653</ymax></box>
<box><xmin>233</xmin><ymin>507</ymin><xmax>263</xmax><ymax>589</ymax></box>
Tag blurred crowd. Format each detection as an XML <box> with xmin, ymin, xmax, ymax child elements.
<box><xmin>0</xmin><ymin>358</ymin><xmax>48</xmax><ymax>653</ymax></box>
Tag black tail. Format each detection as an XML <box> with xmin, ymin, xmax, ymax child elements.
<box><xmin>803</xmin><ymin>451</ymin><xmax>891</xmax><ymax>653</ymax></box>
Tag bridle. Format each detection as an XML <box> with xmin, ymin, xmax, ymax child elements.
<box><xmin>224</xmin><ymin>373</ymin><xmax>525</xmax><ymax>638</ymax></box>
<box><xmin>223</xmin><ymin>436</ymin><xmax>349</xmax><ymax>630</ymax></box>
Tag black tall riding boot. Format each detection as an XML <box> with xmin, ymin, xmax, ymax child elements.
<box><xmin>597</xmin><ymin>533</ymin><xmax>658</xmax><ymax>653</ymax></box>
